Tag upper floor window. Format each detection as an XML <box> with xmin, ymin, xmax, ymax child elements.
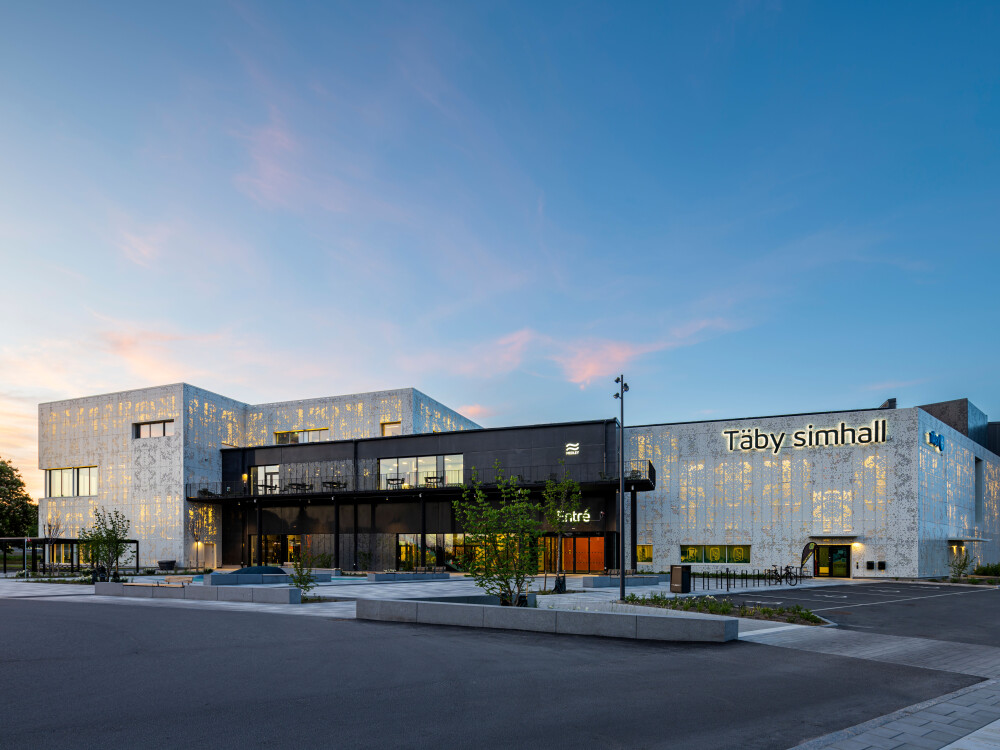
<box><xmin>45</xmin><ymin>466</ymin><xmax>98</xmax><ymax>498</ymax></box>
<box><xmin>135</xmin><ymin>420</ymin><xmax>175</xmax><ymax>439</ymax></box>
<box><xmin>275</xmin><ymin>429</ymin><xmax>329</xmax><ymax>445</ymax></box>
<box><xmin>378</xmin><ymin>454</ymin><xmax>462</xmax><ymax>489</ymax></box>
<box><xmin>381</xmin><ymin>422</ymin><xmax>402</xmax><ymax>437</ymax></box>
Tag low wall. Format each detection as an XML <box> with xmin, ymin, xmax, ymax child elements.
<box><xmin>207</xmin><ymin>573</ymin><xmax>332</xmax><ymax>586</ymax></box>
<box><xmin>582</xmin><ymin>575</ymin><xmax>662</xmax><ymax>588</ymax></box>
<box><xmin>95</xmin><ymin>582</ymin><xmax>301</xmax><ymax>604</ymax></box>
<box><xmin>366</xmin><ymin>572</ymin><xmax>450</xmax><ymax>582</ymax></box>
<box><xmin>355</xmin><ymin>599</ymin><xmax>736</xmax><ymax>642</ymax></box>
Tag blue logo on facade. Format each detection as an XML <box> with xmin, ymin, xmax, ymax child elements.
<box><xmin>926</xmin><ymin>431</ymin><xmax>944</xmax><ymax>452</ymax></box>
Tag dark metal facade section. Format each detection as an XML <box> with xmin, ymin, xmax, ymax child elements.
<box><xmin>189</xmin><ymin>419</ymin><xmax>655</xmax><ymax>499</ymax></box>
<box><xmin>989</xmin><ymin>423</ymin><xmax>1000</xmax><ymax>457</ymax></box>
<box><xmin>918</xmin><ymin>398</ymin><xmax>990</xmax><ymax>448</ymax></box>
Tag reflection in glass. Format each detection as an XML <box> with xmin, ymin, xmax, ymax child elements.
<box><xmin>444</xmin><ymin>455</ymin><xmax>463</xmax><ymax>485</ymax></box>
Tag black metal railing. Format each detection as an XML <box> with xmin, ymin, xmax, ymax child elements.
<box><xmin>185</xmin><ymin>459</ymin><xmax>655</xmax><ymax>500</ymax></box>
<box><xmin>689</xmin><ymin>566</ymin><xmax>812</xmax><ymax>591</ymax></box>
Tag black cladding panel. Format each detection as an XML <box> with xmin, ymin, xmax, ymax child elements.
<box><xmin>221</xmin><ymin>419</ymin><xmax>617</xmax><ymax>480</ymax></box>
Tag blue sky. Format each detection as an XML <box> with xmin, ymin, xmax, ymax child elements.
<box><xmin>1</xmin><ymin>1</ymin><xmax>998</xmax><ymax>496</ymax></box>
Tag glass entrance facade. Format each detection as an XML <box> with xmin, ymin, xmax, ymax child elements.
<box><xmin>249</xmin><ymin>534</ymin><xmax>302</xmax><ymax>566</ymax></box>
<box><xmin>815</xmin><ymin>545</ymin><xmax>851</xmax><ymax>577</ymax></box>
<box><xmin>538</xmin><ymin>535</ymin><xmax>605</xmax><ymax>573</ymax></box>
<box><xmin>396</xmin><ymin>533</ymin><xmax>476</xmax><ymax>570</ymax></box>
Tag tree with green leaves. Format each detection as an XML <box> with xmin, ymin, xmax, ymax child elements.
<box><xmin>0</xmin><ymin>458</ymin><xmax>38</xmax><ymax>552</ymax></box>
<box><xmin>452</xmin><ymin>463</ymin><xmax>540</xmax><ymax>606</ymax></box>
<box><xmin>289</xmin><ymin>540</ymin><xmax>318</xmax><ymax>594</ymax></box>
<box><xmin>541</xmin><ymin>463</ymin><xmax>583</xmax><ymax>591</ymax></box>
<box><xmin>79</xmin><ymin>507</ymin><xmax>133</xmax><ymax>580</ymax></box>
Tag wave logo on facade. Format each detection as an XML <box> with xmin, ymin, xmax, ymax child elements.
<box><xmin>723</xmin><ymin>419</ymin><xmax>888</xmax><ymax>455</ymax></box>
<box><xmin>926</xmin><ymin>431</ymin><xmax>944</xmax><ymax>452</ymax></box>
<box><xmin>565</xmin><ymin>442</ymin><xmax>580</xmax><ymax>456</ymax></box>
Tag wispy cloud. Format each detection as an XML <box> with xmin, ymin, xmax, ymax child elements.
<box><xmin>399</xmin><ymin>317</ymin><xmax>738</xmax><ymax>389</ymax></box>
<box><xmin>457</xmin><ymin>403</ymin><xmax>497</xmax><ymax>421</ymax></box>
<box><xmin>861</xmin><ymin>378</ymin><xmax>930</xmax><ymax>392</ymax></box>
<box><xmin>116</xmin><ymin>224</ymin><xmax>173</xmax><ymax>267</ymax></box>
<box><xmin>232</xmin><ymin>114</ymin><xmax>300</xmax><ymax>209</ymax></box>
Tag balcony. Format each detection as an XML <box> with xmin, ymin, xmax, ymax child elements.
<box><xmin>185</xmin><ymin>460</ymin><xmax>655</xmax><ymax>501</ymax></box>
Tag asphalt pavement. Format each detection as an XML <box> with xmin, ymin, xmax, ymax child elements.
<box><xmin>718</xmin><ymin>582</ymin><xmax>1000</xmax><ymax>645</ymax></box>
<box><xmin>0</xmin><ymin>597</ymin><xmax>977</xmax><ymax>749</ymax></box>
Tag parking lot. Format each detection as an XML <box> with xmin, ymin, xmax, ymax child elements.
<box><xmin>0</xmin><ymin>596</ymin><xmax>979</xmax><ymax>749</ymax></box>
<box><xmin>721</xmin><ymin>582</ymin><xmax>1000</xmax><ymax>645</ymax></box>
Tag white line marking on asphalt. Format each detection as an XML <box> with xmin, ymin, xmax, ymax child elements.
<box><xmin>809</xmin><ymin>588</ymin><xmax>997</xmax><ymax>612</ymax></box>
<box><xmin>739</xmin><ymin>624</ymin><xmax>810</xmax><ymax>638</ymax></box>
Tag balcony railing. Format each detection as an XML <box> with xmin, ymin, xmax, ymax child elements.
<box><xmin>185</xmin><ymin>460</ymin><xmax>655</xmax><ymax>500</ymax></box>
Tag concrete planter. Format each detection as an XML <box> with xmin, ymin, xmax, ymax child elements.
<box><xmin>207</xmin><ymin>573</ymin><xmax>332</xmax><ymax>586</ymax></box>
<box><xmin>93</xmin><ymin>584</ymin><xmax>301</xmax><ymax>604</ymax></box>
<box><xmin>366</xmin><ymin>572</ymin><xmax>451</xmax><ymax>582</ymax></box>
<box><xmin>581</xmin><ymin>575</ymin><xmax>661</xmax><ymax>588</ymax></box>
<box><xmin>356</xmin><ymin>599</ymin><xmax>736</xmax><ymax>642</ymax></box>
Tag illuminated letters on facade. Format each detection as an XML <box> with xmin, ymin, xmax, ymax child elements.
<box><xmin>723</xmin><ymin>419</ymin><xmax>887</xmax><ymax>455</ymax></box>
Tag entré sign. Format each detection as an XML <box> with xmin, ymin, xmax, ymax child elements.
<box><xmin>724</xmin><ymin>419</ymin><xmax>887</xmax><ymax>456</ymax></box>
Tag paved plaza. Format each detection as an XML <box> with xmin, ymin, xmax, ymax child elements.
<box><xmin>1</xmin><ymin>577</ymin><xmax>1000</xmax><ymax>748</ymax></box>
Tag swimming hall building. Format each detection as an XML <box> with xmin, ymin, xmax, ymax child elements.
<box><xmin>37</xmin><ymin>384</ymin><xmax>1000</xmax><ymax>578</ymax></box>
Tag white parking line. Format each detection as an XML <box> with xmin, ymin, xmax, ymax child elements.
<box><xmin>809</xmin><ymin>588</ymin><xmax>997</xmax><ymax>612</ymax></box>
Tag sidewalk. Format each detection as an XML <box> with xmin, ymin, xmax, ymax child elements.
<box><xmin>791</xmin><ymin>680</ymin><xmax>1000</xmax><ymax>750</ymax></box>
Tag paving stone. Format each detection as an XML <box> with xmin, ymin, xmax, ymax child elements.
<box><xmin>827</xmin><ymin>739</ymin><xmax>874</xmax><ymax>750</ymax></box>
<box><xmin>892</xmin><ymin>737</ymin><xmax>948</xmax><ymax>750</ymax></box>
<box><xmin>924</xmin><ymin>730</ymin><xmax>965</xmax><ymax>743</ymax></box>
<box><xmin>949</xmin><ymin>718</ymin><xmax>988</xmax><ymax>730</ymax></box>
<box><xmin>869</xmin><ymin>726</ymin><xmax>904</xmax><ymax>739</ymax></box>
<box><xmin>861</xmin><ymin>733</ymin><xmax>904</xmax><ymax>749</ymax></box>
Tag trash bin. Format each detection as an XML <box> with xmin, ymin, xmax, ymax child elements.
<box><xmin>670</xmin><ymin>564</ymin><xmax>691</xmax><ymax>593</ymax></box>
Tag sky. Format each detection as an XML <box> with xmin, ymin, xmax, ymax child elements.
<box><xmin>1</xmin><ymin>1</ymin><xmax>998</xmax><ymax>499</ymax></box>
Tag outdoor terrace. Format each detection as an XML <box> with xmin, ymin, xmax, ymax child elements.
<box><xmin>186</xmin><ymin>459</ymin><xmax>655</xmax><ymax>500</ymax></box>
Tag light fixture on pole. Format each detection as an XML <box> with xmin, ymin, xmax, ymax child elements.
<box><xmin>613</xmin><ymin>375</ymin><xmax>629</xmax><ymax>602</ymax></box>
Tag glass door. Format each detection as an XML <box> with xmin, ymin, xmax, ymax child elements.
<box><xmin>830</xmin><ymin>545</ymin><xmax>850</xmax><ymax>577</ymax></box>
<box><xmin>815</xmin><ymin>545</ymin><xmax>851</xmax><ymax>577</ymax></box>
<box><xmin>816</xmin><ymin>546</ymin><xmax>830</xmax><ymax>576</ymax></box>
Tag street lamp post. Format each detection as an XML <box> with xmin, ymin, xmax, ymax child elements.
<box><xmin>613</xmin><ymin>374</ymin><xmax>629</xmax><ymax>602</ymax></box>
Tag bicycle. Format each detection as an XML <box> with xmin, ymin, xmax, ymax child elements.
<box><xmin>767</xmin><ymin>564</ymin><xmax>799</xmax><ymax>586</ymax></box>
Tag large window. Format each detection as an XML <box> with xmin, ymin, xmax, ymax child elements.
<box><xmin>636</xmin><ymin>544</ymin><xmax>653</xmax><ymax>563</ymax></box>
<box><xmin>680</xmin><ymin>545</ymin><xmax>751</xmax><ymax>564</ymax></box>
<box><xmin>250</xmin><ymin>465</ymin><xmax>281</xmax><ymax>494</ymax></box>
<box><xmin>76</xmin><ymin>467</ymin><xmax>98</xmax><ymax>496</ymax></box>
<box><xmin>46</xmin><ymin>468</ymin><xmax>74</xmax><ymax>497</ymax></box>
<box><xmin>379</xmin><ymin>454</ymin><xmax>463</xmax><ymax>489</ymax></box>
<box><xmin>45</xmin><ymin>466</ymin><xmax>98</xmax><ymax>498</ymax></box>
<box><xmin>134</xmin><ymin>420</ymin><xmax>175</xmax><ymax>439</ymax></box>
<box><xmin>275</xmin><ymin>429</ymin><xmax>329</xmax><ymax>445</ymax></box>
<box><xmin>381</xmin><ymin>422</ymin><xmax>402</xmax><ymax>437</ymax></box>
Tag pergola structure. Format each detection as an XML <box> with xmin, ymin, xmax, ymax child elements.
<box><xmin>0</xmin><ymin>537</ymin><xmax>140</xmax><ymax>576</ymax></box>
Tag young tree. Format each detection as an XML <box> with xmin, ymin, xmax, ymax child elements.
<box><xmin>949</xmin><ymin>548</ymin><xmax>975</xmax><ymax>582</ymax></box>
<box><xmin>79</xmin><ymin>508</ymin><xmax>133</xmax><ymax>581</ymax></box>
<box><xmin>0</xmin><ymin>458</ymin><xmax>38</xmax><ymax>548</ymax></box>
<box><xmin>187</xmin><ymin>504</ymin><xmax>217</xmax><ymax>570</ymax></box>
<box><xmin>43</xmin><ymin>508</ymin><xmax>64</xmax><ymax>572</ymax></box>
<box><xmin>452</xmin><ymin>464</ymin><xmax>540</xmax><ymax>606</ymax></box>
<box><xmin>289</xmin><ymin>542</ymin><xmax>318</xmax><ymax>595</ymax></box>
<box><xmin>541</xmin><ymin>465</ymin><xmax>583</xmax><ymax>592</ymax></box>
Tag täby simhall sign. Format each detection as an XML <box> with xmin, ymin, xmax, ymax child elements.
<box><xmin>723</xmin><ymin>419</ymin><xmax>887</xmax><ymax>455</ymax></box>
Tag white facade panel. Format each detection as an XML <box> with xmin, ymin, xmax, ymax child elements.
<box><xmin>38</xmin><ymin>383</ymin><xmax>478</xmax><ymax>568</ymax></box>
<box><xmin>626</xmin><ymin>408</ymin><xmax>923</xmax><ymax>577</ymax></box>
